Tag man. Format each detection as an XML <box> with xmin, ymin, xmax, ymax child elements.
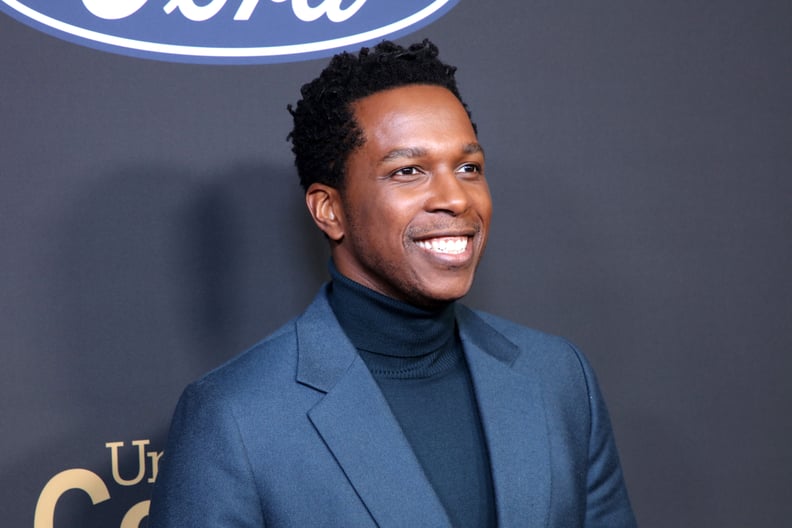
<box><xmin>149</xmin><ymin>40</ymin><xmax>636</xmax><ymax>527</ymax></box>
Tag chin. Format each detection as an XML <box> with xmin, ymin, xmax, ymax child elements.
<box><xmin>414</xmin><ymin>282</ymin><xmax>473</xmax><ymax>307</ymax></box>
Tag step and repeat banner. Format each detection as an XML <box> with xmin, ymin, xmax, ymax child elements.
<box><xmin>2</xmin><ymin>1</ymin><xmax>791</xmax><ymax>527</ymax></box>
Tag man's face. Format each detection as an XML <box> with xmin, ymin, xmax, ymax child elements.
<box><xmin>329</xmin><ymin>84</ymin><xmax>492</xmax><ymax>308</ymax></box>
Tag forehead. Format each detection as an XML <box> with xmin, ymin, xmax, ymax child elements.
<box><xmin>351</xmin><ymin>84</ymin><xmax>476</xmax><ymax>147</ymax></box>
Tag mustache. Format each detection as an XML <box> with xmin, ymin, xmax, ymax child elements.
<box><xmin>406</xmin><ymin>221</ymin><xmax>483</xmax><ymax>239</ymax></box>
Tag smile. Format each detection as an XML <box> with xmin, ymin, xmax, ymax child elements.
<box><xmin>415</xmin><ymin>236</ymin><xmax>469</xmax><ymax>254</ymax></box>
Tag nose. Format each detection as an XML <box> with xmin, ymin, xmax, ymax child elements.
<box><xmin>424</xmin><ymin>170</ymin><xmax>471</xmax><ymax>215</ymax></box>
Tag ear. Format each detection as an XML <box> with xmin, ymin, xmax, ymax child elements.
<box><xmin>305</xmin><ymin>183</ymin><xmax>345</xmax><ymax>241</ymax></box>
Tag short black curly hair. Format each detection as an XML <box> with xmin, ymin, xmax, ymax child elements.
<box><xmin>287</xmin><ymin>39</ymin><xmax>474</xmax><ymax>192</ymax></box>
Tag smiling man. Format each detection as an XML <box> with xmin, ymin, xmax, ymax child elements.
<box><xmin>149</xmin><ymin>40</ymin><xmax>636</xmax><ymax>528</ymax></box>
<box><xmin>307</xmin><ymin>82</ymin><xmax>491</xmax><ymax>308</ymax></box>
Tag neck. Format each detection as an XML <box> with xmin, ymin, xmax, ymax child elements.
<box><xmin>327</xmin><ymin>260</ymin><xmax>456</xmax><ymax>358</ymax></box>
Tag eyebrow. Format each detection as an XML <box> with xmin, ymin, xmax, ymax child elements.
<box><xmin>379</xmin><ymin>142</ymin><xmax>484</xmax><ymax>164</ymax></box>
<box><xmin>380</xmin><ymin>147</ymin><xmax>428</xmax><ymax>163</ymax></box>
<box><xmin>463</xmin><ymin>142</ymin><xmax>485</xmax><ymax>156</ymax></box>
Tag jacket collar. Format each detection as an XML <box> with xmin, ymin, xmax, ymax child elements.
<box><xmin>296</xmin><ymin>287</ymin><xmax>551</xmax><ymax>528</ymax></box>
<box><xmin>456</xmin><ymin>305</ymin><xmax>552</xmax><ymax>528</ymax></box>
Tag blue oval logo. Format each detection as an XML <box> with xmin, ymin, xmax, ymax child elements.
<box><xmin>0</xmin><ymin>0</ymin><xmax>460</xmax><ymax>64</ymax></box>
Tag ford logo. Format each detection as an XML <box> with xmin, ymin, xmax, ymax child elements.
<box><xmin>0</xmin><ymin>0</ymin><xmax>460</xmax><ymax>64</ymax></box>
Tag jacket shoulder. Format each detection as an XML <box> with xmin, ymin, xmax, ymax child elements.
<box><xmin>189</xmin><ymin>317</ymin><xmax>300</xmax><ymax>401</ymax></box>
<box><xmin>459</xmin><ymin>306</ymin><xmax>596</xmax><ymax>390</ymax></box>
<box><xmin>463</xmin><ymin>307</ymin><xmax>581</xmax><ymax>359</ymax></box>
<box><xmin>468</xmin><ymin>309</ymin><xmax>571</xmax><ymax>350</ymax></box>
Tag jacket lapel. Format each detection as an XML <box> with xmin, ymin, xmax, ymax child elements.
<box><xmin>296</xmin><ymin>289</ymin><xmax>452</xmax><ymax>528</ymax></box>
<box><xmin>457</xmin><ymin>306</ymin><xmax>552</xmax><ymax>528</ymax></box>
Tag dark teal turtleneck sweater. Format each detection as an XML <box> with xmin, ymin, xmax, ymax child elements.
<box><xmin>327</xmin><ymin>262</ymin><xmax>496</xmax><ymax>528</ymax></box>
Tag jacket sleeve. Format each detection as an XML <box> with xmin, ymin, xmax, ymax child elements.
<box><xmin>148</xmin><ymin>380</ymin><xmax>265</xmax><ymax>527</ymax></box>
<box><xmin>573</xmin><ymin>345</ymin><xmax>638</xmax><ymax>528</ymax></box>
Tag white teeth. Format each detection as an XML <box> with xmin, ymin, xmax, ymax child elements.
<box><xmin>416</xmin><ymin>237</ymin><xmax>468</xmax><ymax>254</ymax></box>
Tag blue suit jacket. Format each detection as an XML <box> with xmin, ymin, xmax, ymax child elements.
<box><xmin>149</xmin><ymin>286</ymin><xmax>636</xmax><ymax>527</ymax></box>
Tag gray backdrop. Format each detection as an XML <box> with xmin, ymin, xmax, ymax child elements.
<box><xmin>2</xmin><ymin>1</ymin><xmax>791</xmax><ymax>527</ymax></box>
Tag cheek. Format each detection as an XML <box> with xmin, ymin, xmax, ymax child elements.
<box><xmin>367</xmin><ymin>200</ymin><xmax>415</xmax><ymax>237</ymax></box>
<box><xmin>348</xmin><ymin>203</ymin><xmax>405</xmax><ymax>253</ymax></box>
<box><xmin>475</xmin><ymin>191</ymin><xmax>493</xmax><ymax>224</ymax></box>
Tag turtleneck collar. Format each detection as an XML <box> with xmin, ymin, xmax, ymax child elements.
<box><xmin>327</xmin><ymin>260</ymin><xmax>457</xmax><ymax>358</ymax></box>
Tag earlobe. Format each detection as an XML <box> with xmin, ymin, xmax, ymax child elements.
<box><xmin>305</xmin><ymin>183</ymin><xmax>344</xmax><ymax>241</ymax></box>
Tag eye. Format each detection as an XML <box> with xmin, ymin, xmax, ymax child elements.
<box><xmin>457</xmin><ymin>163</ymin><xmax>483</xmax><ymax>177</ymax></box>
<box><xmin>390</xmin><ymin>166</ymin><xmax>423</xmax><ymax>180</ymax></box>
<box><xmin>458</xmin><ymin>163</ymin><xmax>480</xmax><ymax>172</ymax></box>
